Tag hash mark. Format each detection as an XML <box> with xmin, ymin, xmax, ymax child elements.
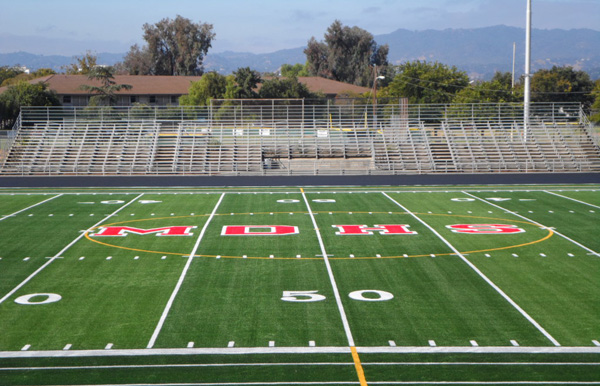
<box><xmin>510</xmin><ymin>340</ymin><xmax>520</xmax><ymax>347</ymax></box>
<box><xmin>105</xmin><ymin>343</ymin><xmax>113</xmax><ymax>350</ymax></box>
<box><xmin>470</xmin><ymin>340</ymin><xmax>479</xmax><ymax>347</ymax></box>
<box><xmin>21</xmin><ymin>344</ymin><xmax>31</xmax><ymax>351</ymax></box>
<box><xmin>376</xmin><ymin>254</ymin><xmax>381</xmax><ymax>258</ymax></box>
<box><xmin>309</xmin><ymin>340</ymin><xmax>316</xmax><ymax>347</ymax></box>
<box><xmin>593</xmin><ymin>340</ymin><xmax>600</xmax><ymax>347</ymax></box>
<box><xmin>161</xmin><ymin>256</ymin><xmax>166</xmax><ymax>260</ymax></box>
<box><xmin>187</xmin><ymin>342</ymin><xmax>194</xmax><ymax>348</ymax></box>
<box><xmin>568</xmin><ymin>253</ymin><xmax>574</xmax><ymax>257</ymax></box>
<box><xmin>63</xmin><ymin>344</ymin><xmax>72</xmax><ymax>351</ymax></box>
<box><xmin>388</xmin><ymin>340</ymin><xmax>396</xmax><ymax>347</ymax></box>
<box><xmin>228</xmin><ymin>341</ymin><xmax>235</xmax><ymax>348</ymax></box>
<box><xmin>269</xmin><ymin>341</ymin><xmax>275</xmax><ymax>347</ymax></box>
<box><xmin>428</xmin><ymin>340</ymin><xmax>436</xmax><ymax>347</ymax></box>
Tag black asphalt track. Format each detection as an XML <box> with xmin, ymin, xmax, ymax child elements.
<box><xmin>0</xmin><ymin>173</ymin><xmax>598</xmax><ymax>187</ymax></box>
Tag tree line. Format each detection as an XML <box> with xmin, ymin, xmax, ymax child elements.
<box><xmin>1</xmin><ymin>17</ymin><xmax>600</xmax><ymax>128</ymax></box>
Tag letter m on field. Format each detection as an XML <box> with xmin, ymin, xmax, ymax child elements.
<box><xmin>91</xmin><ymin>226</ymin><xmax>196</xmax><ymax>237</ymax></box>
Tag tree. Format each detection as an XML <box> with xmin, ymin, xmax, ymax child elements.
<box><xmin>385</xmin><ymin>61</ymin><xmax>469</xmax><ymax>104</ymax></box>
<box><xmin>531</xmin><ymin>66</ymin><xmax>595</xmax><ymax>110</ymax></box>
<box><xmin>233</xmin><ymin>67</ymin><xmax>262</xmax><ymax>98</ymax></box>
<box><xmin>304</xmin><ymin>20</ymin><xmax>388</xmax><ymax>87</ymax></box>
<box><xmin>0</xmin><ymin>81</ymin><xmax>60</xmax><ymax>129</ymax></box>
<box><xmin>590</xmin><ymin>79</ymin><xmax>600</xmax><ymax>124</ymax></box>
<box><xmin>179</xmin><ymin>72</ymin><xmax>227</xmax><ymax>106</ymax></box>
<box><xmin>453</xmin><ymin>71</ymin><xmax>522</xmax><ymax>104</ymax></box>
<box><xmin>118</xmin><ymin>44</ymin><xmax>153</xmax><ymax>75</ymax></box>
<box><xmin>258</xmin><ymin>77</ymin><xmax>316</xmax><ymax>99</ymax></box>
<box><xmin>1</xmin><ymin>68</ymin><xmax>57</xmax><ymax>87</ymax></box>
<box><xmin>79</xmin><ymin>66</ymin><xmax>132</xmax><ymax>106</ymax></box>
<box><xmin>280</xmin><ymin>63</ymin><xmax>309</xmax><ymax>78</ymax></box>
<box><xmin>63</xmin><ymin>51</ymin><xmax>98</xmax><ymax>75</ymax></box>
<box><xmin>141</xmin><ymin>15</ymin><xmax>215</xmax><ymax>75</ymax></box>
<box><xmin>0</xmin><ymin>66</ymin><xmax>24</xmax><ymax>85</ymax></box>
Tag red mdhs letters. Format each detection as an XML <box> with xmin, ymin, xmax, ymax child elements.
<box><xmin>221</xmin><ymin>225</ymin><xmax>299</xmax><ymax>236</ymax></box>
<box><xmin>91</xmin><ymin>226</ymin><xmax>197</xmax><ymax>237</ymax></box>
<box><xmin>446</xmin><ymin>224</ymin><xmax>525</xmax><ymax>234</ymax></box>
<box><xmin>332</xmin><ymin>224</ymin><xmax>417</xmax><ymax>235</ymax></box>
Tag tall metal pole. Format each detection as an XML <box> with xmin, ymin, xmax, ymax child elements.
<box><xmin>372</xmin><ymin>65</ymin><xmax>377</xmax><ymax>130</ymax></box>
<box><xmin>524</xmin><ymin>0</ymin><xmax>532</xmax><ymax>140</ymax></box>
<box><xmin>512</xmin><ymin>42</ymin><xmax>516</xmax><ymax>90</ymax></box>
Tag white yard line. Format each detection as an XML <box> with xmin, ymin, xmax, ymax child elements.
<box><xmin>0</xmin><ymin>194</ymin><xmax>62</xmax><ymax>221</ymax></box>
<box><xmin>0</xmin><ymin>382</ymin><xmax>356</xmax><ymax>386</ymax></box>
<box><xmin>382</xmin><ymin>192</ymin><xmax>561</xmax><ymax>347</ymax></box>
<box><xmin>3</xmin><ymin>361</ymin><xmax>598</xmax><ymax>372</ymax></box>
<box><xmin>0</xmin><ymin>382</ymin><xmax>582</xmax><ymax>386</ymax></box>
<box><xmin>0</xmin><ymin>362</ymin><xmax>354</xmax><ymax>371</ymax></box>
<box><xmin>0</xmin><ymin>194</ymin><xmax>144</xmax><ymax>305</ymax></box>
<box><xmin>0</xmin><ymin>345</ymin><xmax>598</xmax><ymax>359</ymax></box>
<box><xmin>544</xmin><ymin>190</ymin><xmax>600</xmax><ymax>210</ymax></box>
<box><xmin>301</xmin><ymin>189</ymin><xmax>355</xmax><ymax>348</ymax></box>
<box><xmin>146</xmin><ymin>192</ymin><xmax>225</xmax><ymax>349</ymax></box>
<box><xmin>367</xmin><ymin>383</ymin><xmax>600</xmax><ymax>385</ymax></box>
<box><xmin>462</xmin><ymin>192</ymin><xmax>600</xmax><ymax>257</ymax></box>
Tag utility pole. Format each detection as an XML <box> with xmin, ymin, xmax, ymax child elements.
<box><xmin>372</xmin><ymin>65</ymin><xmax>385</xmax><ymax>130</ymax></box>
<box><xmin>524</xmin><ymin>0</ymin><xmax>532</xmax><ymax>140</ymax></box>
<box><xmin>512</xmin><ymin>42</ymin><xmax>516</xmax><ymax>91</ymax></box>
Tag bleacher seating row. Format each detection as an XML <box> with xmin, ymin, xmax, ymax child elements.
<box><xmin>1</xmin><ymin>104</ymin><xmax>599</xmax><ymax>175</ymax></box>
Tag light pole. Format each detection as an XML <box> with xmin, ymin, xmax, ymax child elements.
<box><xmin>524</xmin><ymin>0</ymin><xmax>532</xmax><ymax>140</ymax></box>
<box><xmin>372</xmin><ymin>65</ymin><xmax>385</xmax><ymax>129</ymax></box>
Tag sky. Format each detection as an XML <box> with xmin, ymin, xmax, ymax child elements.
<box><xmin>1</xmin><ymin>0</ymin><xmax>599</xmax><ymax>56</ymax></box>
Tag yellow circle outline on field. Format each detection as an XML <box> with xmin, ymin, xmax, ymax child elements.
<box><xmin>84</xmin><ymin>211</ymin><xmax>554</xmax><ymax>260</ymax></box>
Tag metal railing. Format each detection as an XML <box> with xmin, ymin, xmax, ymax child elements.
<box><xmin>2</xmin><ymin>102</ymin><xmax>598</xmax><ymax>176</ymax></box>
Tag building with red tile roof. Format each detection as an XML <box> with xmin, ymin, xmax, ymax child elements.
<box><xmin>1</xmin><ymin>75</ymin><xmax>370</xmax><ymax>106</ymax></box>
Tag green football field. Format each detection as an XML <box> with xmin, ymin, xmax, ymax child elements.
<box><xmin>0</xmin><ymin>184</ymin><xmax>598</xmax><ymax>385</ymax></box>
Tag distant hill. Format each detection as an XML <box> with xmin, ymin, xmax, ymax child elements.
<box><xmin>376</xmin><ymin>25</ymin><xmax>600</xmax><ymax>79</ymax></box>
<box><xmin>0</xmin><ymin>52</ymin><xmax>129</xmax><ymax>73</ymax></box>
<box><xmin>1</xmin><ymin>26</ymin><xmax>599</xmax><ymax>80</ymax></box>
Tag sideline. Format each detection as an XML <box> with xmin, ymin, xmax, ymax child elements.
<box><xmin>0</xmin><ymin>346</ymin><xmax>599</xmax><ymax>359</ymax></box>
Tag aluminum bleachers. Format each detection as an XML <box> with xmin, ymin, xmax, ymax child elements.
<box><xmin>1</xmin><ymin>103</ymin><xmax>599</xmax><ymax>176</ymax></box>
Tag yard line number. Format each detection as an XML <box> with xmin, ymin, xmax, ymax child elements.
<box><xmin>282</xmin><ymin>289</ymin><xmax>393</xmax><ymax>302</ymax></box>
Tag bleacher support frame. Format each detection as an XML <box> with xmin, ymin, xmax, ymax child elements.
<box><xmin>1</xmin><ymin>102</ymin><xmax>599</xmax><ymax>176</ymax></box>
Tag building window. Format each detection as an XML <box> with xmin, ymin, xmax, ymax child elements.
<box><xmin>130</xmin><ymin>96</ymin><xmax>138</xmax><ymax>104</ymax></box>
<box><xmin>149</xmin><ymin>95</ymin><xmax>156</xmax><ymax>104</ymax></box>
<box><xmin>171</xmin><ymin>95</ymin><xmax>178</xmax><ymax>104</ymax></box>
<box><xmin>63</xmin><ymin>95</ymin><xmax>71</xmax><ymax>104</ymax></box>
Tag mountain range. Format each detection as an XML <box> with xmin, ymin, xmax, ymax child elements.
<box><xmin>1</xmin><ymin>26</ymin><xmax>599</xmax><ymax>80</ymax></box>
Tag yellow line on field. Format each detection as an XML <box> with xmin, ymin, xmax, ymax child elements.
<box><xmin>351</xmin><ymin>346</ymin><xmax>368</xmax><ymax>386</ymax></box>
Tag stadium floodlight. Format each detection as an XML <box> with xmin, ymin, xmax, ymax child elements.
<box><xmin>524</xmin><ymin>0</ymin><xmax>532</xmax><ymax>140</ymax></box>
